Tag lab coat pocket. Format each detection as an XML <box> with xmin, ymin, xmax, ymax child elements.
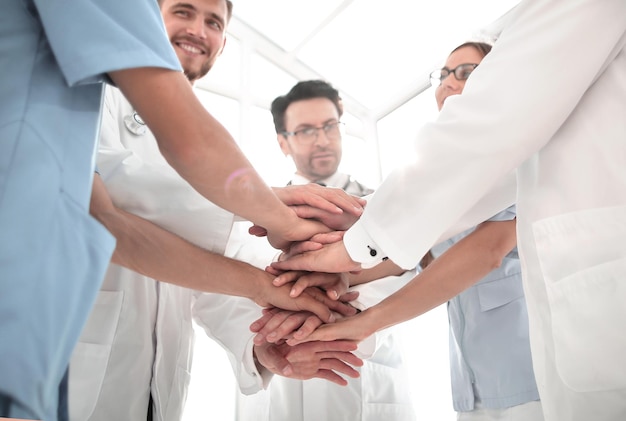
<box><xmin>476</xmin><ymin>273</ymin><xmax>524</xmax><ymax>312</ymax></box>
<box><xmin>69</xmin><ymin>290</ymin><xmax>124</xmax><ymax>420</ymax></box>
<box><xmin>533</xmin><ymin>206</ymin><xmax>626</xmax><ymax>392</ymax></box>
<box><xmin>361</xmin><ymin>358</ymin><xmax>416</xmax><ymax>421</ymax></box>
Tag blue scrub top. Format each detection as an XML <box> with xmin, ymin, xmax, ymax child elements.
<box><xmin>429</xmin><ymin>206</ymin><xmax>540</xmax><ymax>411</ymax></box>
<box><xmin>0</xmin><ymin>1</ymin><xmax>180</xmax><ymax>419</ymax></box>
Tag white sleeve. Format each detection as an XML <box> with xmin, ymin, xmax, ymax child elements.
<box><xmin>192</xmin><ymin>293</ymin><xmax>272</xmax><ymax>394</ymax></box>
<box><xmin>348</xmin><ymin>0</ymin><xmax>626</xmax><ymax>269</ymax></box>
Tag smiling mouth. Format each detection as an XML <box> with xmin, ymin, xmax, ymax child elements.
<box><xmin>176</xmin><ymin>42</ymin><xmax>205</xmax><ymax>55</ymax></box>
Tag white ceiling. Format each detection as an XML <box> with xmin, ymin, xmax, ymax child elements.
<box><xmin>199</xmin><ymin>0</ymin><xmax>521</xmax><ymax>121</ymax></box>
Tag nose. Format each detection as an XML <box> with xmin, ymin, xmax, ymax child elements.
<box><xmin>187</xmin><ymin>17</ymin><xmax>207</xmax><ymax>39</ymax></box>
<box><xmin>441</xmin><ymin>72</ymin><xmax>463</xmax><ymax>92</ymax></box>
<box><xmin>313</xmin><ymin>129</ymin><xmax>331</xmax><ymax>147</ymax></box>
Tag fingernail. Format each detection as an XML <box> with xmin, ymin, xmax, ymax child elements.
<box><xmin>290</xmin><ymin>288</ymin><xmax>297</xmax><ymax>297</ymax></box>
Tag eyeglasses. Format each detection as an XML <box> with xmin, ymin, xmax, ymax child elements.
<box><xmin>429</xmin><ymin>63</ymin><xmax>479</xmax><ymax>86</ymax></box>
<box><xmin>282</xmin><ymin>121</ymin><xmax>344</xmax><ymax>144</ymax></box>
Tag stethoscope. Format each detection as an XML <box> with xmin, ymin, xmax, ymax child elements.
<box><xmin>124</xmin><ymin>111</ymin><xmax>147</xmax><ymax>136</ymax></box>
<box><xmin>286</xmin><ymin>177</ymin><xmax>370</xmax><ymax>196</ymax></box>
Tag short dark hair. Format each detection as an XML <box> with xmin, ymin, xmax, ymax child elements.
<box><xmin>271</xmin><ymin>80</ymin><xmax>343</xmax><ymax>134</ymax></box>
<box><xmin>450</xmin><ymin>41</ymin><xmax>492</xmax><ymax>59</ymax></box>
<box><xmin>157</xmin><ymin>0</ymin><xmax>234</xmax><ymax>22</ymax></box>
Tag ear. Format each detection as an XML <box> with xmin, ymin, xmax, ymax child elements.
<box><xmin>217</xmin><ymin>37</ymin><xmax>227</xmax><ymax>57</ymax></box>
<box><xmin>277</xmin><ymin>134</ymin><xmax>290</xmax><ymax>157</ymax></box>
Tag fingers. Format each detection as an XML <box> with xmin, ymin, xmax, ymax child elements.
<box><xmin>338</xmin><ymin>290</ymin><xmax>359</xmax><ymax>303</ymax></box>
<box><xmin>264</xmin><ymin>312</ymin><xmax>314</xmax><ymax>344</ymax></box>
<box><xmin>292</xmin><ymin>293</ymin><xmax>335</xmax><ymax>324</ymax></box>
<box><xmin>309</xmin><ymin>231</ymin><xmax>344</xmax><ymax>244</ymax></box>
<box><xmin>313</xmin><ymin>369</ymin><xmax>349</xmax><ymax>386</ymax></box>
<box><xmin>270</xmin><ymin>251</ymin><xmax>318</xmax><ymax>272</ymax></box>
<box><xmin>272</xmin><ymin>270</ymin><xmax>306</xmax><ymax>288</ymax></box>
<box><xmin>252</xmin><ymin>310</ymin><xmax>298</xmax><ymax>344</ymax></box>
<box><xmin>286</xmin><ymin>272</ymin><xmax>348</xmax><ymax>299</ymax></box>
<box><xmin>286</xmin><ymin>326</ymin><xmax>329</xmax><ymax>346</ymax></box>
<box><xmin>249</xmin><ymin>308</ymin><xmax>278</xmax><ymax>333</ymax></box>
<box><xmin>302</xmin><ymin>288</ymin><xmax>356</xmax><ymax>317</ymax></box>
<box><xmin>248</xmin><ymin>225</ymin><xmax>268</xmax><ymax>237</ymax></box>
<box><xmin>325</xmin><ymin>300</ymin><xmax>357</xmax><ymax>318</ymax></box>
<box><xmin>289</xmin><ymin>184</ymin><xmax>366</xmax><ymax>216</ymax></box>
<box><xmin>291</xmin><ymin>314</ymin><xmax>323</xmax><ymax>340</ymax></box>
<box><xmin>254</xmin><ymin>343</ymin><xmax>293</xmax><ymax>377</ymax></box>
<box><xmin>319</xmin><ymin>355</ymin><xmax>362</xmax><ymax>376</ymax></box>
<box><xmin>271</xmin><ymin>241</ymin><xmax>361</xmax><ymax>274</ymax></box>
<box><xmin>280</xmin><ymin>241</ymin><xmax>323</xmax><ymax>260</ymax></box>
<box><xmin>273</xmin><ymin>185</ymin><xmax>343</xmax><ymax>214</ymax></box>
<box><xmin>255</xmin><ymin>340</ymin><xmax>363</xmax><ymax>385</ymax></box>
<box><xmin>292</xmin><ymin>205</ymin><xmax>360</xmax><ymax>231</ymax></box>
<box><xmin>319</xmin><ymin>351</ymin><xmax>364</xmax><ymax>369</ymax></box>
<box><xmin>264</xmin><ymin>265</ymin><xmax>282</xmax><ymax>276</ymax></box>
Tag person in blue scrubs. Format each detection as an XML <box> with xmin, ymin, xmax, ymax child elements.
<box><xmin>0</xmin><ymin>1</ymin><xmax>355</xmax><ymax>419</ymax></box>
<box><xmin>424</xmin><ymin>42</ymin><xmax>542</xmax><ymax>420</ymax></box>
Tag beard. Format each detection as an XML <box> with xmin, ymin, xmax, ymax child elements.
<box><xmin>171</xmin><ymin>35</ymin><xmax>216</xmax><ymax>83</ymax></box>
<box><xmin>183</xmin><ymin>60</ymin><xmax>213</xmax><ymax>83</ymax></box>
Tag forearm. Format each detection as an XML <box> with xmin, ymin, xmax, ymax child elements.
<box><xmin>108</xmin><ymin>67</ymin><xmax>297</xmax><ymax>234</ymax></box>
<box><xmin>91</xmin><ymin>174</ymin><xmax>264</xmax><ymax>298</ymax></box>
<box><xmin>346</xmin><ymin>259</ymin><xmax>406</xmax><ymax>285</ymax></box>
<box><xmin>366</xmin><ymin>220</ymin><xmax>517</xmax><ymax>332</ymax></box>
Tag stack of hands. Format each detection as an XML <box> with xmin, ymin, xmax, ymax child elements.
<box><xmin>247</xmin><ymin>184</ymin><xmax>386</xmax><ymax>386</ymax></box>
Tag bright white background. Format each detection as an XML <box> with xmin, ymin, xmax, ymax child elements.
<box><xmin>181</xmin><ymin>1</ymin><xmax>521</xmax><ymax>419</ymax></box>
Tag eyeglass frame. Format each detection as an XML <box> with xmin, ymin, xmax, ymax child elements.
<box><xmin>281</xmin><ymin>121</ymin><xmax>344</xmax><ymax>144</ymax></box>
<box><xmin>429</xmin><ymin>63</ymin><xmax>479</xmax><ymax>86</ymax></box>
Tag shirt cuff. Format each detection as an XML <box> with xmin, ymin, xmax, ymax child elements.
<box><xmin>344</xmin><ymin>221</ymin><xmax>387</xmax><ymax>269</ymax></box>
<box><xmin>241</xmin><ymin>340</ymin><xmax>273</xmax><ymax>392</ymax></box>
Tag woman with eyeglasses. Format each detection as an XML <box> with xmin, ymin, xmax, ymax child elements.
<box><xmin>421</xmin><ymin>41</ymin><xmax>544</xmax><ymax>421</ymax></box>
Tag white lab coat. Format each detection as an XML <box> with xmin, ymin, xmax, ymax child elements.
<box><xmin>345</xmin><ymin>1</ymin><xmax>626</xmax><ymax>420</ymax></box>
<box><xmin>69</xmin><ymin>87</ymin><xmax>266</xmax><ymax>421</ymax></box>
<box><xmin>235</xmin><ymin>270</ymin><xmax>419</xmax><ymax>421</ymax></box>
<box><xmin>233</xmin><ymin>174</ymin><xmax>418</xmax><ymax>421</ymax></box>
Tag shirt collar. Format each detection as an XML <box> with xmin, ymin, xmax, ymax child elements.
<box><xmin>290</xmin><ymin>172</ymin><xmax>348</xmax><ymax>188</ymax></box>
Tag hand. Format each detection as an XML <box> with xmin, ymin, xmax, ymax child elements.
<box><xmin>273</xmin><ymin>184</ymin><xmax>365</xmax><ymax>217</ymax></box>
<box><xmin>290</xmin><ymin>204</ymin><xmax>361</xmax><ymax>231</ymax></box>
<box><xmin>250</xmin><ymin>185</ymin><xmax>365</xmax><ymax>241</ymax></box>
<box><xmin>251</xmin><ymin>308</ymin><xmax>324</xmax><ymax>345</ymax></box>
<box><xmin>253</xmin><ymin>340</ymin><xmax>363</xmax><ymax>386</ymax></box>
<box><xmin>254</xmin><ymin>274</ymin><xmax>356</xmax><ymax>323</ymax></box>
<box><xmin>277</xmin><ymin>231</ymin><xmax>344</xmax><ymax>261</ymax></box>
<box><xmin>250</xmin><ymin>292</ymin><xmax>359</xmax><ymax>345</ymax></box>
<box><xmin>264</xmin><ymin>215</ymin><xmax>330</xmax><ymax>252</ymax></box>
<box><xmin>273</xmin><ymin>270</ymin><xmax>350</xmax><ymax>300</ymax></box>
<box><xmin>271</xmin><ymin>239</ymin><xmax>361</xmax><ymax>274</ymax></box>
<box><xmin>285</xmin><ymin>310</ymin><xmax>375</xmax><ymax>346</ymax></box>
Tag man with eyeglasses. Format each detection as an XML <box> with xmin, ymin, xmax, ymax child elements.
<box><xmin>233</xmin><ymin>80</ymin><xmax>418</xmax><ymax>421</ymax></box>
<box><xmin>274</xmin><ymin>80</ymin><xmax>372</xmax><ymax>197</ymax></box>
